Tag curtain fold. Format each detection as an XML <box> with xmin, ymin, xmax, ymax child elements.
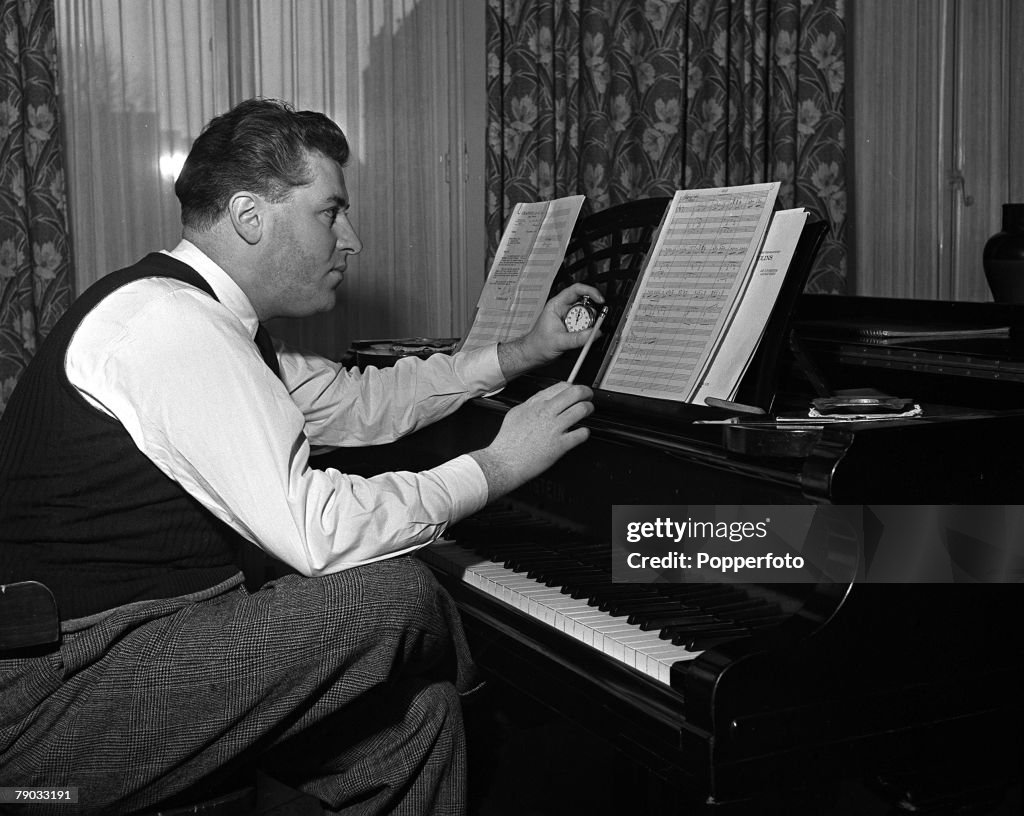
<box><xmin>486</xmin><ymin>0</ymin><xmax>847</xmax><ymax>293</ymax></box>
<box><xmin>0</xmin><ymin>0</ymin><xmax>73</xmax><ymax>413</ymax></box>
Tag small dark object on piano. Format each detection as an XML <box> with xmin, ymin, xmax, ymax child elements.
<box><xmin>811</xmin><ymin>395</ymin><xmax>915</xmax><ymax>415</ymax></box>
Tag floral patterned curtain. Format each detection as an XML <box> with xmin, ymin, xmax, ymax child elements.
<box><xmin>0</xmin><ymin>0</ymin><xmax>72</xmax><ymax>413</ymax></box>
<box><xmin>486</xmin><ymin>0</ymin><xmax>847</xmax><ymax>293</ymax></box>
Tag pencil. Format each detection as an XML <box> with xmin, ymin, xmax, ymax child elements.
<box><xmin>703</xmin><ymin>396</ymin><xmax>766</xmax><ymax>415</ymax></box>
<box><xmin>566</xmin><ymin>306</ymin><xmax>608</xmax><ymax>384</ymax></box>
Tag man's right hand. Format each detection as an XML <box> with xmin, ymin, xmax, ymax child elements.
<box><xmin>469</xmin><ymin>383</ymin><xmax>594</xmax><ymax>500</ymax></box>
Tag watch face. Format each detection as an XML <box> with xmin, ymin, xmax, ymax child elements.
<box><xmin>564</xmin><ymin>300</ymin><xmax>596</xmax><ymax>332</ymax></box>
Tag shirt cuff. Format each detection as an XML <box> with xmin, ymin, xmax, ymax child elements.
<box><xmin>429</xmin><ymin>453</ymin><xmax>490</xmax><ymax>525</ymax></box>
<box><xmin>452</xmin><ymin>343</ymin><xmax>506</xmax><ymax>395</ymax></box>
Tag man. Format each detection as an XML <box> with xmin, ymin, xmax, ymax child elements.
<box><xmin>0</xmin><ymin>99</ymin><xmax>599</xmax><ymax>814</ymax></box>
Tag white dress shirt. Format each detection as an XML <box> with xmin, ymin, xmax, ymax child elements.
<box><xmin>65</xmin><ymin>240</ymin><xmax>501</xmax><ymax>575</ymax></box>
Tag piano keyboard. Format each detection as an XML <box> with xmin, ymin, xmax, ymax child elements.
<box><xmin>420</xmin><ymin>507</ymin><xmax>790</xmax><ymax>688</ymax></box>
<box><xmin>420</xmin><ymin>540</ymin><xmax>699</xmax><ymax>685</ymax></box>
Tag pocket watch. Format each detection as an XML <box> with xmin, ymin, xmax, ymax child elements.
<box><xmin>564</xmin><ymin>296</ymin><xmax>598</xmax><ymax>332</ymax></box>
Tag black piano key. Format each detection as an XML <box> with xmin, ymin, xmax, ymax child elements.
<box><xmin>559</xmin><ymin>575</ymin><xmax>618</xmax><ymax>595</ymax></box>
<box><xmin>657</xmin><ymin>617</ymin><xmax>719</xmax><ymax>637</ymax></box>
<box><xmin>470</xmin><ymin>529</ymin><xmax>562</xmax><ymax>548</ymax></box>
<box><xmin>657</xmin><ymin>611</ymin><xmax>788</xmax><ymax>638</ymax></box>
<box><xmin>476</xmin><ymin>546</ymin><xmax>548</xmax><ymax>563</ymax></box>
<box><xmin>503</xmin><ymin>550</ymin><xmax>560</xmax><ymax>570</ymax></box>
<box><xmin>671</xmin><ymin>625</ymin><xmax>750</xmax><ymax>646</ymax></box>
<box><xmin>652</xmin><ymin>582</ymin><xmax>725</xmax><ymax>594</ymax></box>
<box><xmin>626</xmin><ymin>606</ymin><xmax>709</xmax><ymax>626</ymax></box>
<box><xmin>563</xmin><ymin>582</ymin><xmax>610</xmax><ymax>599</ymax></box>
<box><xmin>486</xmin><ymin>536</ymin><xmax>561</xmax><ymax>548</ymax></box>
<box><xmin>514</xmin><ymin>557</ymin><xmax>581</xmax><ymax>576</ymax></box>
<box><xmin>553</xmin><ymin>553</ymin><xmax>608</xmax><ymax>572</ymax></box>
<box><xmin>528</xmin><ymin>565</ymin><xmax>598</xmax><ymax>581</ymax></box>
<box><xmin>685</xmin><ymin>633</ymin><xmax>752</xmax><ymax>651</ymax></box>
<box><xmin>487</xmin><ymin>541</ymin><xmax>558</xmax><ymax>557</ymax></box>
<box><xmin>600</xmin><ymin>597</ymin><xmax>663</xmax><ymax>614</ymax></box>
<box><xmin>514</xmin><ymin>555</ymin><xmax>570</xmax><ymax>569</ymax></box>
<box><xmin>587</xmin><ymin>584</ymin><xmax>658</xmax><ymax>598</ymax></box>
<box><xmin>590</xmin><ymin>586</ymin><xmax>661</xmax><ymax>608</ymax></box>
<box><xmin>532</xmin><ymin>566</ymin><xmax>603</xmax><ymax>585</ymax></box>
<box><xmin>542</xmin><ymin>571</ymin><xmax>606</xmax><ymax>588</ymax></box>
<box><xmin>652</xmin><ymin>584</ymin><xmax>740</xmax><ymax>599</ymax></box>
<box><xmin>663</xmin><ymin>620</ymin><xmax>748</xmax><ymax>637</ymax></box>
<box><xmin>607</xmin><ymin>598</ymin><xmax>698</xmax><ymax>617</ymax></box>
<box><xmin>516</xmin><ymin>551</ymin><xmax>576</xmax><ymax>564</ymax></box>
<box><xmin>526</xmin><ymin>565</ymin><xmax>582</xmax><ymax>581</ymax></box>
<box><xmin>639</xmin><ymin>614</ymin><xmax>718</xmax><ymax>632</ymax></box>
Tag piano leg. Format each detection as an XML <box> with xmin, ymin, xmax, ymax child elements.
<box><xmin>866</xmin><ymin>714</ymin><xmax>1023</xmax><ymax>816</ymax></box>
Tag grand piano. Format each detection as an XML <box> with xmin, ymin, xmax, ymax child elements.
<box><xmin>326</xmin><ymin>206</ymin><xmax>1024</xmax><ymax>814</ymax></box>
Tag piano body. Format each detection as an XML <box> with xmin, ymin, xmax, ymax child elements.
<box><xmin>323</xmin><ymin>208</ymin><xmax>1024</xmax><ymax>813</ymax></box>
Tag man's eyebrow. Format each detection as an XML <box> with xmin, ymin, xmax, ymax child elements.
<box><xmin>324</xmin><ymin>194</ymin><xmax>349</xmax><ymax>210</ymax></box>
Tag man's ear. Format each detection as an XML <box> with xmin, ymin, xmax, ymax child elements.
<box><xmin>228</xmin><ymin>192</ymin><xmax>263</xmax><ymax>245</ymax></box>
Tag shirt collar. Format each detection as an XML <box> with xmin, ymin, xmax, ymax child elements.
<box><xmin>163</xmin><ymin>240</ymin><xmax>260</xmax><ymax>339</ymax></box>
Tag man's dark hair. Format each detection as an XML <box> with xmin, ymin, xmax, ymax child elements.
<box><xmin>175</xmin><ymin>98</ymin><xmax>350</xmax><ymax>230</ymax></box>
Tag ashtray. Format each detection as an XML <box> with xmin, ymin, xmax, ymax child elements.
<box><xmin>811</xmin><ymin>396</ymin><xmax>915</xmax><ymax>416</ymax></box>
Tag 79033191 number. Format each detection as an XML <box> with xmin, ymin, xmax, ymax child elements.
<box><xmin>0</xmin><ymin>787</ymin><xmax>79</xmax><ymax>803</ymax></box>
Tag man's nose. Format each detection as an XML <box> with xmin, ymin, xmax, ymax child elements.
<box><xmin>336</xmin><ymin>219</ymin><xmax>362</xmax><ymax>255</ymax></box>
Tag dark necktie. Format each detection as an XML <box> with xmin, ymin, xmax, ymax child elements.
<box><xmin>254</xmin><ymin>325</ymin><xmax>282</xmax><ymax>379</ymax></box>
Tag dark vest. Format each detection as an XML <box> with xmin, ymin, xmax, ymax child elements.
<box><xmin>0</xmin><ymin>253</ymin><xmax>273</xmax><ymax>620</ymax></box>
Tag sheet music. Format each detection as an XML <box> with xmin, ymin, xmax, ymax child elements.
<box><xmin>461</xmin><ymin>195</ymin><xmax>585</xmax><ymax>351</ymax></box>
<box><xmin>694</xmin><ymin>207</ymin><xmax>807</xmax><ymax>403</ymax></box>
<box><xmin>596</xmin><ymin>183</ymin><xmax>779</xmax><ymax>402</ymax></box>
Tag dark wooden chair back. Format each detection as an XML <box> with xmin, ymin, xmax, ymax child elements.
<box><xmin>0</xmin><ymin>580</ymin><xmax>60</xmax><ymax>651</ymax></box>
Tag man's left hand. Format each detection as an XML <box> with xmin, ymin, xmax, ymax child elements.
<box><xmin>496</xmin><ymin>283</ymin><xmax>605</xmax><ymax>380</ymax></box>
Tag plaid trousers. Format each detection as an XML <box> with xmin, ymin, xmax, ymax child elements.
<box><xmin>0</xmin><ymin>556</ymin><xmax>476</xmax><ymax>815</ymax></box>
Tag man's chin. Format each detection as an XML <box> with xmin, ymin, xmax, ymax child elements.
<box><xmin>286</xmin><ymin>296</ymin><xmax>339</xmax><ymax>319</ymax></box>
<box><xmin>316</xmin><ymin>293</ymin><xmax>340</xmax><ymax>314</ymax></box>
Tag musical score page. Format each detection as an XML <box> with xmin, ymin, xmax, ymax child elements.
<box><xmin>461</xmin><ymin>195</ymin><xmax>585</xmax><ymax>351</ymax></box>
<box><xmin>595</xmin><ymin>183</ymin><xmax>780</xmax><ymax>402</ymax></box>
<box><xmin>692</xmin><ymin>207</ymin><xmax>807</xmax><ymax>403</ymax></box>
